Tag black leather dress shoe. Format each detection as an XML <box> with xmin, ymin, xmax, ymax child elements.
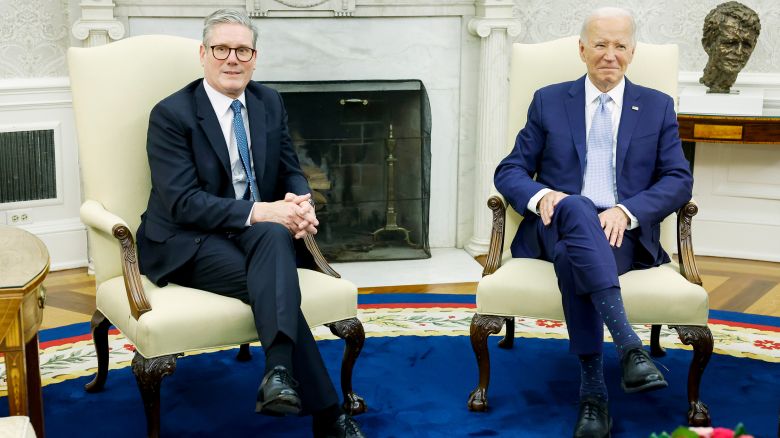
<box><xmin>256</xmin><ymin>365</ymin><xmax>302</xmax><ymax>416</ymax></box>
<box><xmin>315</xmin><ymin>414</ymin><xmax>366</xmax><ymax>438</ymax></box>
<box><xmin>573</xmin><ymin>396</ymin><xmax>611</xmax><ymax>438</ymax></box>
<box><xmin>620</xmin><ymin>348</ymin><xmax>668</xmax><ymax>394</ymax></box>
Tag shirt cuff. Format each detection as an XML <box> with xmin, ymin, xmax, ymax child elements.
<box><xmin>527</xmin><ymin>188</ymin><xmax>552</xmax><ymax>215</ymax></box>
<box><xmin>245</xmin><ymin>203</ymin><xmax>255</xmax><ymax>227</ymax></box>
<box><xmin>616</xmin><ymin>204</ymin><xmax>638</xmax><ymax>230</ymax></box>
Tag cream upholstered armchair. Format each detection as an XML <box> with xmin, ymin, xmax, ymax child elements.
<box><xmin>68</xmin><ymin>35</ymin><xmax>366</xmax><ymax>436</ymax></box>
<box><xmin>466</xmin><ymin>36</ymin><xmax>712</xmax><ymax>426</ymax></box>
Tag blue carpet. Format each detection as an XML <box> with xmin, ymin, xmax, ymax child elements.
<box><xmin>4</xmin><ymin>333</ymin><xmax>778</xmax><ymax>437</ymax></box>
<box><xmin>6</xmin><ymin>295</ymin><xmax>780</xmax><ymax>436</ymax></box>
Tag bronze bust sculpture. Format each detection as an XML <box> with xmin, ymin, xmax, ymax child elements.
<box><xmin>700</xmin><ymin>1</ymin><xmax>761</xmax><ymax>93</ymax></box>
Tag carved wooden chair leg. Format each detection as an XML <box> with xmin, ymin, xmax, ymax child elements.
<box><xmin>328</xmin><ymin>317</ymin><xmax>367</xmax><ymax>415</ymax></box>
<box><xmin>673</xmin><ymin>325</ymin><xmax>713</xmax><ymax>427</ymax></box>
<box><xmin>650</xmin><ymin>324</ymin><xmax>666</xmax><ymax>357</ymax></box>
<box><xmin>132</xmin><ymin>353</ymin><xmax>178</xmax><ymax>438</ymax></box>
<box><xmin>84</xmin><ymin>310</ymin><xmax>112</xmax><ymax>393</ymax></box>
<box><xmin>498</xmin><ymin>317</ymin><xmax>515</xmax><ymax>349</ymax></box>
<box><xmin>467</xmin><ymin>313</ymin><xmax>505</xmax><ymax>412</ymax></box>
<box><xmin>236</xmin><ymin>343</ymin><xmax>252</xmax><ymax>362</ymax></box>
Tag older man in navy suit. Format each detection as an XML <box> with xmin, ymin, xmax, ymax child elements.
<box><xmin>135</xmin><ymin>9</ymin><xmax>365</xmax><ymax>438</ymax></box>
<box><xmin>495</xmin><ymin>7</ymin><xmax>692</xmax><ymax>438</ymax></box>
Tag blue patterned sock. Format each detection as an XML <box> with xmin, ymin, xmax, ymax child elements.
<box><xmin>590</xmin><ymin>287</ymin><xmax>643</xmax><ymax>358</ymax></box>
<box><xmin>579</xmin><ymin>353</ymin><xmax>608</xmax><ymax>402</ymax></box>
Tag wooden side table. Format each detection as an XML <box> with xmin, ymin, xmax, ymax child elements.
<box><xmin>0</xmin><ymin>226</ymin><xmax>48</xmax><ymax>437</ymax></box>
<box><xmin>677</xmin><ymin>113</ymin><xmax>780</xmax><ymax>169</ymax></box>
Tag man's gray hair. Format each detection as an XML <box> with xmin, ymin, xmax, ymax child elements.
<box><xmin>579</xmin><ymin>7</ymin><xmax>636</xmax><ymax>46</ymax></box>
<box><xmin>203</xmin><ymin>9</ymin><xmax>259</xmax><ymax>48</ymax></box>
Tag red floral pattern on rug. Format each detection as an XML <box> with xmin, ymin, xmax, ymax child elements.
<box><xmin>536</xmin><ymin>319</ymin><xmax>563</xmax><ymax>328</ymax></box>
<box><xmin>753</xmin><ymin>339</ymin><xmax>780</xmax><ymax>350</ymax></box>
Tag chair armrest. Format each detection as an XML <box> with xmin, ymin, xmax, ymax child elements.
<box><xmin>81</xmin><ymin>199</ymin><xmax>129</xmax><ymax>234</ymax></box>
<box><xmin>483</xmin><ymin>193</ymin><xmax>507</xmax><ymax>277</ymax></box>
<box><xmin>80</xmin><ymin>200</ymin><xmax>152</xmax><ymax>320</ymax></box>
<box><xmin>303</xmin><ymin>234</ymin><xmax>341</xmax><ymax>278</ymax></box>
<box><xmin>676</xmin><ymin>200</ymin><xmax>702</xmax><ymax>286</ymax></box>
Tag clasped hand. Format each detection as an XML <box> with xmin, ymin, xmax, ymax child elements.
<box><xmin>538</xmin><ymin>191</ymin><xmax>629</xmax><ymax>247</ymax></box>
<box><xmin>251</xmin><ymin>193</ymin><xmax>319</xmax><ymax>239</ymax></box>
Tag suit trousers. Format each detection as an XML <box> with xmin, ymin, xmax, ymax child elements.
<box><xmin>535</xmin><ymin>195</ymin><xmax>637</xmax><ymax>355</ymax></box>
<box><xmin>166</xmin><ymin>222</ymin><xmax>339</xmax><ymax>412</ymax></box>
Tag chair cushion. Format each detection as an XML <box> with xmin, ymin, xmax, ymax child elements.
<box><xmin>477</xmin><ymin>259</ymin><xmax>708</xmax><ymax>325</ymax></box>
<box><xmin>96</xmin><ymin>269</ymin><xmax>357</xmax><ymax>358</ymax></box>
<box><xmin>0</xmin><ymin>416</ymin><xmax>35</xmax><ymax>438</ymax></box>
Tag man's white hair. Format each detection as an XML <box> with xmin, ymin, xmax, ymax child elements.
<box><xmin>579</xmin><ymin>7</ymin><xmax>636</xmax><ymax>45</ymax></box>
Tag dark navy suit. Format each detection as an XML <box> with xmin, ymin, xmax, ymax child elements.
<box><xmin>495</xmin><ymin>75</ymin><xmax>692</xmax><ymax>354</ymax></box>
<box><xmin>136</xmin><ymin>79</ymin><xmax>338</xmax><ymax>411</ymax></box>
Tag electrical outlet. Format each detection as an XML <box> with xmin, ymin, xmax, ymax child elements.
<box><xmin>6</xmin><ymin>209</ymin><xmax>32</xmax><ymax>225</ymax></box>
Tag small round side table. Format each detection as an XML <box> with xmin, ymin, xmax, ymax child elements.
<box><xmin>0</xmin><ymin>225</ymin><xmax>48</xmax><ymax>437</ymax></box>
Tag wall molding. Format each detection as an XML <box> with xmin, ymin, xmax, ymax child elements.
<box><xmin>0</xmin><ymin>78</ymin><xmax>73</xmax><ymax>110</ymax></box>
<box><xmin>0</xmin><ymin>76</ymin><xmax>85</xmax><ymax>271</ymax></box>
<box><xmin>693</xmin><ymin>220</ymin><xmax>780</xmax><ymax>263</ymax></box>
<box><xmin>18</xmin><ymin>217</ymin><xmax>85</xmax><ymax>235</ymax></box>
<box><xmin>0</xmin><ymin>77</ymin><xmax>70</xmax><ymax>94</ymax></box>
<box><xmin>694</xmin><ymin>247</ymin><xmax>780</xmax><ymax>264</ymax></box>
<box><xmin>112</xmin><ymin>0</ymin><xmax>475</xmax><ymax>18</ymax></box>
<box><xmin>16</xmin><ymin>218</ymin><xmax>89</xmax><ymax>271</ymax></box>
<box><xmin>678</xmin><ymin>71</ymin><xmax>780</xmax><ymax>111</ymax></box>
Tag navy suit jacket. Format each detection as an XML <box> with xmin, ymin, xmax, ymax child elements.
<box><xmin>494</xmin><ymin>75</ymin><xmax>693</xmax><ymax>267</ymax></box>
<box><xmin>137</xmin><ymin>79</ymin><xmax>310</xmax><ymax>285</ymax></box>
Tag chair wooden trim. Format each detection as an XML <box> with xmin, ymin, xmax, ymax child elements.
<box><xmin>467</xmin><ymin>197</ymin><xmax>713</xmax><ymax>426</ymax></box>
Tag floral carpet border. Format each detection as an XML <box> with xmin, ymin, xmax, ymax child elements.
<box><xmin>0</xmin><ymin>306</ymin><xmax>777</xmax><ymax>396</ymax></box>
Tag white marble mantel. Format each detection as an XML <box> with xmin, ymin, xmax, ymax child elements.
<box><xmin>108</xmin><ymin>1</ymin><xmax>476</xmax><ymax>19</ymax></box>
<box><xmin>83</xmin><ymin>0</ymin><xmax>519</xmax><ymax>252</ymax></box>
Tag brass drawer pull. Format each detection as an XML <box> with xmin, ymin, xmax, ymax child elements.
<box><xmin>38</xmin><ymin>286</ymin><xmax>46</xmax><ymax>309</ymax></box>
<box><xmin>339</xmin><ymin>98</ymin><xmax>368</xmax><ymax>106</ymax></box>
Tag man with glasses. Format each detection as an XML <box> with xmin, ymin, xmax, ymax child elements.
<box><xmin>136</xmin><ymin>8</ymin><xmax>365</xmax><ymax>437</ymax></box>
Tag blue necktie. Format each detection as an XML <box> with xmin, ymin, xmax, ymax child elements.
<box><xmin>230</xmin><ymin>100</ymin><xmax>258</xmax><ymax>201</ymax></box>
<box><xmin>581</xmin><ymin>93</ymin><xmax>615</xmax><ymax>208</ymax></box>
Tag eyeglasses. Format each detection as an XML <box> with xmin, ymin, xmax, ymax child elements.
<box><xmin>209</xmin><ymin>45</ymin><xmax>256</xmax><ymax>62</ymax></box>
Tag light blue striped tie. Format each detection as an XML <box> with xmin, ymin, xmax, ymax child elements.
<box><xmin>582</xmin><ymin>93</ymin><xmax>616</xmax><ymax>208</ymax></box>
<box><xmin>230</xmin><ymin>100</ymin><xmax>258</xmax><ymax>201</ymax></box>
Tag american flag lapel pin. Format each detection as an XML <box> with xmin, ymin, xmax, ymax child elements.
<box><xmin>632</xmin><ymin>106</ymin><xmax>639</xmax><ymax>111</ymax></box>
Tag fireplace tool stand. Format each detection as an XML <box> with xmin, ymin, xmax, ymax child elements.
<box><xmin>373</xmin><ymin>124</ymin><xmax>413</xmax><ymax>245</ymax></box>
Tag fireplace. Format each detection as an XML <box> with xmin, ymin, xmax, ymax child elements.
<box><xmin>111</xmin><ymin>2</ymin><xmax>500</xmax><ymax>252</ymax></box>
<box><xmin>267</xmin><ymin>80</ymin><xmax>431</xmax><ymax>261</ymax></box>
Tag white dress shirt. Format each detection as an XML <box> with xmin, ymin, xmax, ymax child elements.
<box><xmin>203</xmin><ymin>79</ymin><xmax>254</xmax><ymax>200</ymax></box>
<box><xmin>526</xmin><ymin>75</ymin><xmax>638</xmax><ymax>229</ymax></box>
<box><xmin>203</xmin><ymin>79</ymin><xmax>256</xmax><ymax>225</ymax></box>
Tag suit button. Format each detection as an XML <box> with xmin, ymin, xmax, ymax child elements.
<box><xmin>194</xmin><ymin>238</ymin><xmax>201</xmax><ymax>244</ymax></box>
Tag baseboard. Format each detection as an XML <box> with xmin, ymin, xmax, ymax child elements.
<box><xmin>17</xmin><ymin>217</ymin><xmax>89</xmax><ymax>271</ymax></box>
<box><xmin>694</xmin><ymin>248</ymin><xmax>780</xmax><ymax>263</ymax></box>
<box><xmin>692</xmin><ymin>219</ymin><xmax>780</xmax><ymax>263</ymax></box>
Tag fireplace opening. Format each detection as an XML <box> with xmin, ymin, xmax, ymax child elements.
<box><xmin>266</xmin><ymin>80</ymin><xmax>431</xmax><ymax>262</ymax></box>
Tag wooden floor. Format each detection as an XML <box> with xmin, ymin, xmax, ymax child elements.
<box><xmin>39</xmin><ymin>255</ymin><xmax>780</xmax><ymax>329</ymax></box>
